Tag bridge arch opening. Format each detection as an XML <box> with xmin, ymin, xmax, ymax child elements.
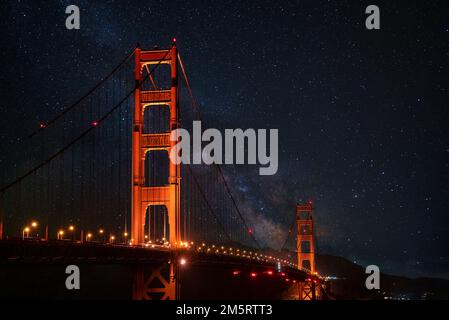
<box><xmin>299</xmin><ymin>211</ymin><xmax>311</xmax><ymax>220</ymax></box>
<box><xmin>144</xmin><ymin>150</ymin><xmax>169</xmax><ymax>187</ymax></box>
<box><xmin>300</xmin><ymin>240</ymin><xmax>311</xmax><ymax>253</ymax></box>
<box><xmin>300</xmin><ymin>224</ymin><xmax>311</xmax><ymax>235</ymax></box>
<box><xmin>144</xmin><ymin>205</ymin><xmax>169</xmax><ymax>244</ymax></box>
<box><xmin>141</xmin><ymin>63</ymin><xmax>171</xmax><ymax>91</ymax></box>
<box><xmin>302</xmin><ymin>260</ymin><xmax>311</xmax><ymax>271</ymax></box>
<box><xmin>143</xmin><ymin>105</ymin><xmax>170</xmax><ymax>134</ymax></box>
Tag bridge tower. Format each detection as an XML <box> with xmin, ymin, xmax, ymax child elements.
<box><xmin>296</xmin><ymin>202</ymin><xmax>315</xmax><ymax>273</ymax></box>
<box><xmin>131</xmin><ymin>42</ymin><xmax>180</xmax><ymax>300</ymax></box>
<box><xmin>131</xmin><ymin>42</ymin><xmax>181</xmax><ymax>247</ymax></box>
<box><xmin>296</xmin><ymin>202</ymin><xmax>319</xmax><ymax>300</ymax></box>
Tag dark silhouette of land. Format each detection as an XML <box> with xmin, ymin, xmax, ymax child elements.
<box><xmin>316</xmin><ymin>254</ymin><xmax>449</xmax><ymax>300</ymax></box>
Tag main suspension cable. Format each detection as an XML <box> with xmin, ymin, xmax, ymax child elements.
<box><xmin>1</xmin><ymin>44</ymin><xmax>174</xmax><ymax>194</ymax></box>
<box><xmin>28</xmin><ymin>48</ymin><xmax>136</xmax><ymax>138</ymax></box>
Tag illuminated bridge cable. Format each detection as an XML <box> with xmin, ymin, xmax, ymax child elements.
<box><xmin>186</xmin><ymin>165</ymin><xmax>232</xmax><ymax>243</ymax></box>
<box><xmin>178</xmin><ymin>52</ymin><xmax>261</xmax><ymax>249</ymax></box>
<box><xmin>28</xmin><ymin>47</ymin><xmax>136</xmax><ymax>138</ymax></box>
<box><xmin>0</xmin><ymin>45</ymin><xmax>174</xmax><ymax>195</ymax></box>
<box><xmin>178</xmin><ymin>53</ymin><xmax>202</xmax><ymax>119</ymax></box>
<box><xmin>215</xmin><ymin>165</ymin><xmax>261</xmax><ymax>249</ymax></box>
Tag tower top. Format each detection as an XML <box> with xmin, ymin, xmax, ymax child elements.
<box><xmin>296</xmin><ymin>203</ymin><xmax>313</xmax><ymax>213</ymax></box>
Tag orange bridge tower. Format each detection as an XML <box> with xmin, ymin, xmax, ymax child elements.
<box><xmin>296</xmin><ymin>202</ymin><xmax>315</xmax><ymax>273</ymax></box>
<box><xmin>131</xmin><ymin>42</ymin><xmax>181</xmax><ymax>246</ymax></box>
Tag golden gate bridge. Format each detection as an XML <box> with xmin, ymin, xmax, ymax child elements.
<box><xmin>0</xmin><ymin>39</ymin><xmax>326</xmax><ymax>300</ymax></box>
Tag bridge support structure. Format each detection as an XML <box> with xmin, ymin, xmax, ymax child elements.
<box><xmin>131</xmin><ymin>42</ymin><xmax>181</xmax><ymax>247</ymax></box>
<box><xmin>283</xmin><ymin>278</ymin><xmax>324</xmax><ymax>300</ymax></box>
<box><xmin>296</xmin><ymin>203</ymin><xmax>315</xmax><ymax>273</ymax></box>
<box><xmin>132</xmin><ymin>261</ymin><xmax>178</xmax><ymax>300</ymax></box>
<box><xmin>298</xmin><ymin>280</ymin><xmax>317</xmax><ymax>300</ymax></box>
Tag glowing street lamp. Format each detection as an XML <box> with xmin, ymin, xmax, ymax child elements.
<box><xmin>98</xmin><ymin>229</ymin><xmax>105</xmax><ymax>243</ymax></box>
<box><xmin>109</xmin><ymin>235</ymin><xmax>115</xmax><ymax>244</ymax></box>
<box><xmin>86</xmin><ymin>233</ymin><xmax>92</xmax><ymax>242</ymax></box>
<box><xmin>179</xmin><ymin>258</ymin><xmax>187</xmax><ymax>266</ymax></box>
<box><xmin>57</xmin><ymin>230</ymin><xmax>65</xmax><ymax>240</ymax></box>
<box><xmin>27</xmin><ymin>220</ymin><xmax>39</xmax><ymax>237</ymax></box>
<box><xmin>22</xmin><ymin>227</ymin><xmax>30</xmax><ymax>239</ymax></box>
<box><xmin>68</xmin><ymin>225</ymin><xmax>75</xmax><ymax>241</ymax></box>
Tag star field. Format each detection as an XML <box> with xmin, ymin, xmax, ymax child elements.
<box><xmin>0</xmin><ymin>0</ymin><xmax>448</xmax><ymax>278</ymax></box>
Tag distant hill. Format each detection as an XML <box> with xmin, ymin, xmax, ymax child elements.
<box><xmin>316</xmin><ymin>254</ymin><xmax>449</xmax><ymax>300</ymax></box>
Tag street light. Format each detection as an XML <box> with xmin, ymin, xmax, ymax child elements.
<box><xmin>98</xmin><ymin>229</ymin><xmax>105</xmax><ymax>243</ymax></box>
<box><xmin>179</xmin><ymin>258</ymin><xmax>187</xmax><ymax>266</ymax></box>
<box><xmin>86</xmin><ymin>233</ymin><xmax>92</xmax><ymax>242</ymax></box>
<box><xmin>27</xmin><ymin>220</ymin><xmax>40</xmax><ymax>238</ymax></box>
<box><xmin>68</xmin><ymin>225</ymin><xmax>75</xmax><ymax>241</ymax></box>
<box><xmin>22</xmin><ymin>227</ymin><xmax>30</xmax><ymax>239</ymax></box>
<box><xmin>110</xmin><ymin>235</ymin><xmax>115</xmax><ymax>244</ymax></box>
<box><xmin>57</xmin><ymin>230</ymin><xmax>64</xmax><ymax>240</ymax></box>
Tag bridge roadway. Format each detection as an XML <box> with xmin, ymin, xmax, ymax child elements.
<box><xmin>0</xmin><ymin>239</ymin><xmax>326</xmax><ymax>299</ymax></box>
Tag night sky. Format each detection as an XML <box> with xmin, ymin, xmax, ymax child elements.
<box><xmin>1</xmin><ymin>0</ymin><xmax>448</xmax><ymax>279</ymax></box>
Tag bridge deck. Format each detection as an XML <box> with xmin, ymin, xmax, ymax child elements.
<box><xmin>0</xmin><ymin>239</ymin><xmax>320</xmax><ymax>283</ymax></box>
